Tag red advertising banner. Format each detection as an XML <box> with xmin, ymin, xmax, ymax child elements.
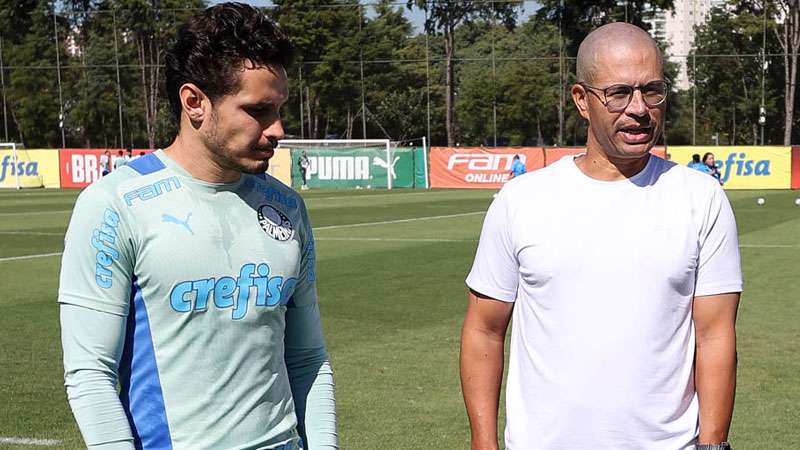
<box><xmin>543</xmin><ymin>147</ymin><xmax>585</xmax><ymax>166</ymax></box>
<box><xmin>792</xmin><ymin>146</ymin><xmax>800</xmax><ymax>190</ymax></box>
<box><xmin>543</xmin><ymin>146</ymin><xmax>667</xmax><ymax>166</ymax></box>
<box><xmin>59</xmin><ymin>149</ymin><xmax>153</xmax><ymax>188</ymax></box>
<box><xmin>429</xmin><ymin>147</ymin><xmax>545</xmax><ymax>189</ymax></box>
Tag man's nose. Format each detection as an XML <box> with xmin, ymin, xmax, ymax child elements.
<box><xmin>264</xmin><ymin>118</ymin><xmax>285</xmax><ymax>143</ymax></box>
<box><xmin>625</xmin><ymin>89</ymin><xmax>648</xmax><ymax>117</ymax></box>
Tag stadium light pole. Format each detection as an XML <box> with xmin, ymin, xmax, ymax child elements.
<box><xmin>425</xmin><ymin>6</ymin><xmax>431</xmax><ymax>147</ymax></box>
<box><xmin>491</xmin><ymin>14</ymin><xmax>497</xmax><ymax>147</ymax></box>
<box><xmin>0</xmin><ymin>35</ymin><xmax>7</xmax><ymax>142</ymax></box>
<box><xmin>358</xmin><ymin>5</ymin><xmax>367</xmax><ymax>140</ymax></box>
<box><xmin>558</xmin><ymin>0</ymin><xmax>564</xmax><ymax>146</ymax></box>
<box><xmin>52</xmin><ymin>3</ymin><xmax>66</xmax><ymax>148</ymax></box>
<box><xmin>112</xmin><ymin>10</ymin><xmax>125</xmax><ymax>149</ymax></box>
<box><xmin>299</xmin><ymin>65</ymin><xmax>304</xmax><ymax>139</ymax></box>
<box><xmin>760</xmin><ymin>0</ymin><xmax>768</xmax><ymax>145</ymax></box>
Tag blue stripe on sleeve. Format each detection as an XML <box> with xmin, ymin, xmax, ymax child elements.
<box><xmin>119</xmin><ymin>278</ymin><xmax>173</xmax><ymax>450</ymax></box>
<box><xmin>128</xmin><ymin>153</ymin><xmax>166</xmax><ymax>175</ymax></box>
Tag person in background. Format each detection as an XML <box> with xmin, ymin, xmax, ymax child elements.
<box><xmin>298</xmin><ymin>150</ymin><xmax>310</xmax><ymax>190</ymax></box>
<box><xmin>99</xmin><ymin>150</ymin><xmax>110</xmax><ymax>177</ymax></box>
<box><xmin>112</xmin><ymin>150</ymin><xmax>126</xmax><ymax>171</ymax></box>
<box><xmin>509</xmin><ymin>154</ymin><xmax>526</xmax><ymax>179</ymax></box>
<box><xmin>688</xmin><ymin>153</ymin><xmax>709</xmax><ymax>173</ymax></box>
<box><xmin>704</xmin><ymin>152</ymin><xmax>723</xmax><ymax>185</ymax></box>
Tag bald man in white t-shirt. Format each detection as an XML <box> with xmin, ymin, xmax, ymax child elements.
<box><xmin>461</xmin><ymin>23</ymin><xmax>741</xmax><ymax>450</ymax></box>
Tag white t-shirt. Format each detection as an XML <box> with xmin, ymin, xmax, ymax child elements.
<box><xmin>466</xmin><ymin>155</ymin><xmax>742</xmax><ymax>450</ymax></box>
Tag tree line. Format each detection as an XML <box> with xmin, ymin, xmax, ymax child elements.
<box><xmin>0</xmin><ymin>0</ymin><xmax>797</xmax><ymax>149</ymax></box>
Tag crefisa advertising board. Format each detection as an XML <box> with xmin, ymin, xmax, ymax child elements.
<box><xmin>0</xmin><ymin>149</ymin><xmax>61</xmax><ymax>188</ymax></box>
<box><xmin>668</xmin><ymin>146</ymin><xmax>792</xmax><ymax>189</ymax></box>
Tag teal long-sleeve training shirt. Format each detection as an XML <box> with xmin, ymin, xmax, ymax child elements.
<box><xmin>58</xmin><ymin>150</ymin><xmax>338</xmax><ymax>450</ymax></box>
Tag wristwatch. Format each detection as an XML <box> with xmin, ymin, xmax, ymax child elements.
<box><xmin>696</xmin><ymin>443</ymin><xmax>731</xmax><ymax>450</ymax></box>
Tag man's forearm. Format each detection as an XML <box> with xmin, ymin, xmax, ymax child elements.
<box><xmin>460</xmin><ymin>327</ymin><xmax>505</xmax><ymax>450</ymax></box>
<box><xmin>695</xmin><ymin>329</ymin><xmax>737</xmax><ymax>443</ymax></box>
<box><xmin>61</xmin><ymin>304</ymin><xmax>134</xmax><ymax>449</ymax></box>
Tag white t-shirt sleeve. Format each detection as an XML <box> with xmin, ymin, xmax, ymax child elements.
<box><xmin>465</xmin><ymin>189</ymin><xmax>519</xmax><ymax>302</ymax></box>
<box><xmin>694</xmin><ymin>185</ymin><xmax>743</xmax><ymax>297</ymax></box>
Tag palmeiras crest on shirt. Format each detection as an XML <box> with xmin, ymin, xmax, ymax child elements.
<box><xmin>257</xmin><ymin>204</ymin><xmax>294</xmax><ymax>241</ymax></box>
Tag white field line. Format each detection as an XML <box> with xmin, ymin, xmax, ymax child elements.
<box><xmin>314</xmin><ymin>211</ymin><xmax>485</xmax><ymax>231</ymax></box>
<box><xmin>308</xmin><ymin>191</ymin><xmax>437</xmax><ymax>201</ymax></box>
<box><xmin>0</xmin><ymin>212</ymin><xmax>486</xmax><ymax>262</ymax></box>
<box><xmin>0</xmin><ymin>437</ymin><xmax>61</xmax><ymax>446</ymax></box>
<box><xmin>0</xmin><ymin>210</ymin><xmax>72</xmax><ymax>217</ymax></box>
<box><xmin>0</xmin><ymin>231</ymin><xmax>63</xmax><ymax>236</ymax></box>
<box><xmin>739</xmin><ymin>244</ymin><xmax>800</xmax><ymax>248</ymax></box>
<box><xmin>0</xmin><ymin>252</ymin><xmax>63</xmax><ymax>262</ymax></box>
<box><xmin>317</xmin><ymin>237</ymin><xmax>476</xmax><ymax>243</ymax></box>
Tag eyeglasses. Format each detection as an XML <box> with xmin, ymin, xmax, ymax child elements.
<box><xmin>579</xmin><ymin>80</ymin><xmax>670</xmax><ymax>112</ymax></box>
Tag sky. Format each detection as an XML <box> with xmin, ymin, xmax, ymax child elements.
<box><xmin>209</xmin><ymin>0</ymin><xmax>541</xmax><ymax>33</ymax></box>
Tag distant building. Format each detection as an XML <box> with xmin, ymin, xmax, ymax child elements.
<box><xmin>644</xmin><ymin>0</ymin><xmax>728</xmax><ymax>90</ymax></box>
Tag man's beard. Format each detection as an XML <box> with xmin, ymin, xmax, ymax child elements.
<box><xmin>204</xmin><ymin>115</ymin><xmax>272</xmax><ymax>175</ymax></box>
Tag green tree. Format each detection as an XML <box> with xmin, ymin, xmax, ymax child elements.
<box><xmin>534</xmin><ymin>0</ymin><xmax>675</xmax><ymax>145</ymax></box>
<box><xmin>359</xmin><ymin>0</ymin><xmax>430</xmax><ymax>142</ymax></box>
<box><xmin>1</xmin><ymin>0</ymin><xmax>64</xmax><ymax>147</ymax></box>
<box><xmin>689</xmin><ymin>5</ymin><xmax>784</xmax><ymax>145</ymax></box>
<box><xmin>458</xmin><ymin>20</ymin><xmax>561</xmax><ymax>146</ymax></box>
<box><xmin>114</xmin><ymin>0</ymin><xmax>204</xmax><ymax>148</ymax></box>
<box><xmin>408</xmin><ymin>0</ymin><xmax>520</xmax><ymax>147</ymax></box>
<box><xmin>535</xmin><ymin>0</ymin><xmax>675</xmax><ymax>56</ymax></box>
<box><xmin>773</xmin><ymin>0</ymin><xmax>800</xmax><ymax>144</ymax></box>
<box><xmin>273</xmin><ymin>0</ymin><xmax>362</xmax><ymax>139</ymax></box>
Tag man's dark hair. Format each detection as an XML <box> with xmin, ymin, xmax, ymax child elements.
<box><xmin>165</xmin><ymin>2</ymin><xmax>295</xmax><ymax>122</ymax></box>
<box><xmin>692</xmin><ymin>154</ymin><xmax>701</xmax><ymax>163</ymax></box>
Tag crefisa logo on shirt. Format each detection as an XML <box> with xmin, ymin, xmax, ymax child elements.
<box><xmin>258</xmin><ymin>204</ymin><xmax>294</xmax><ymax>241</ymax></box>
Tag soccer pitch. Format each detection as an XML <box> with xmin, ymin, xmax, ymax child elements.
<box><xmin>0</xmin><ymin>188</ymin><xmax>798</xmax><ymax>449</ymax></box>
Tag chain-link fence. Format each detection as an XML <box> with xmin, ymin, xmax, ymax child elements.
<box><xmin>0</xmin><ymin>1</ymin><xmax>796</xmax><ymax>149</ymax></box>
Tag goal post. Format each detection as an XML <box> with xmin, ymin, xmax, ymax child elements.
<box><xmin>0</xmin><ymin>143</ymin><xmax>44</xmax><ymax>189</ymax></box>
<box><xmin>278</xmin><ymin>139</ymin><xmax>398</xmax><ymax>189</ymax></box>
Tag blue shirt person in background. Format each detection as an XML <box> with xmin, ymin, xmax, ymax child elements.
<box><xmin>703</xmin><ymin>152</ymin><xmax>723</xmax><ymax>185</ymax></box>
<box><xmin>510</xmin><ymin>154</ymin><xmax>526</xmax><ymax>178</ymax></box>
<box><xmin>688</xmin><ymin>153</ymin><xmax>710</xmax><ymax>173</ymax></box>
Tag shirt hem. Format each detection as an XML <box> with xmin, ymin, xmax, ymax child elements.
<box><xmin>464</xmin><ymin>280</ymin><xmax>516</xmax><ymax>303</ymax></box>
<box><xmin>694</xmin><ymin>282</ymin><xmax>743</xmax><ymax>298</ymax></box>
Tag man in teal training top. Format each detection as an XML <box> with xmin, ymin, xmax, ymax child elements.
<box><xmin>58</xmin><ymin>4</ymin><xmax>338</xmax><ymax>449</ymax></box>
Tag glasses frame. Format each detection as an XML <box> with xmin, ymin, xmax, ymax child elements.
<box><xmin>579</xmin><ymin>80</ymin><xmax>671</xmax><ymax>112</ymax></box>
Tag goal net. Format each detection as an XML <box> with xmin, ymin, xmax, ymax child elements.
<box><xmin>0</xmin><ymin>143</ymin><xmax>44</xmax><ymax>189</ymax></box>
<box><xmin>278</xmin><ymin>139</ymin><xmax>422</xmax><ymax>190</ymax></box>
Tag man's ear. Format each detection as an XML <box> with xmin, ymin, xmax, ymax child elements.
<box><xmin>179</xmin><ymin>83</ymin><xmax>210</xmax><ymax>125</ymax></box>
<box><xmin>571</xmin><ymin>84</ymin><xmax>590</xmax><ymax>121</ymax></box>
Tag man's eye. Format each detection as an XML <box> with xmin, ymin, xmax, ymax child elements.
<box><xmin>644</xmin><ymin>85</ymin><xmax>666</xmax><ymax>96</ymax></box>
<box><xmin>247</xmin><ymin>106</ymin><xmax>271</xmax><ymax>116</ymax></box>
<box><xmin>606</xmin><ymin>87</ymin><xmax>630</xmax><ymax>98</ymax></box>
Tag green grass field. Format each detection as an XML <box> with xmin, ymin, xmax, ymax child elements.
<box><xmin>0</xmin><ymin>188</ymin><xmax>798</xmax><ymax>449</ymax></box>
